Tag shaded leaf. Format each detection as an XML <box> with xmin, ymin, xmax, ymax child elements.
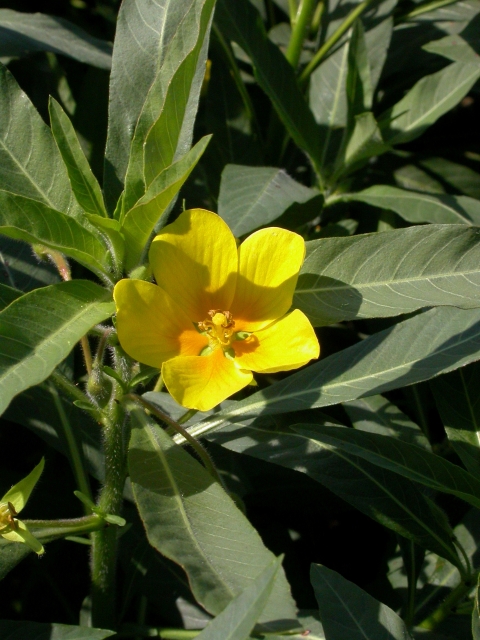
<box><xmin>128</xmin><ymin>410</ymin><xmax>298</xmax><ymax>633</ymax></box>
<box><xmin>335</xmin><ymin>185</ymin><xmax>480</xmax><ymax>225</ymax></box>
<box><xmin>0</xmin><ymin>281</ymin><xmax>114</xmax><ymax>416</ymax></box>
<box><xmin>431</xmin><ymin>363</ymin><xmax>480</xmax><ymax>477</ymax></box>
<box><xmin>394</xmin><ymin>164</ymin><xmax>445</xmax><ymax>194</ymax></box>
<box><xmin>49</xmin><ymin>97</ymin><xmax>107</xmax><ymax>218</ymax></box>
<box><xmin>217</xmin><ymin>164</ymin><xmax>319</xmax><ymax>236</ymax></box>
<box><xmin>0</xmin><ymin>190</ymin><xmax>113</xmax><ymax>281</ymax></box>
<box><xmin>380</xmin><ymin>61</ymin><xmax>480</xmax><ymax>145</ymax></box>
<box><xmin>311</xmin><ymin>564</ymin><xmax>413</xmax><ymax>640</ymax></box>
<box><xmin>195</xmin><ymin>557</ymin><xmax>282</xmax><ymax>639</ymax></box>
<box><xmin>0</xmin><ymin>620</ymin><xmax>115</xmax><ymax>640</ymax></box>
<box><xmin>0</xmin><ymin>237</ymin><xmax>60</xmax><ymax>292</ymax></box>
<box><xmin>0</xmin><ymin>9</ymin><xmax>112</xmax><ymax>69</ymax></box>
<box><xmin>293</xmin><ymin>424</ymin><xmax>480</xmax><ymax>511</ymax></box>
<box><xmin>294</xmin><ymin>225</ymin><xmax>480</xmax><ymax>326</ymax></box>
<box><xmin>0</xmin><ymin>283</ymin><xmax>21</xmax><ymax>311</ymax></box>
<box><xmin>421</xmin><ymin>157</ymin><xmax>480</xmax><ymax>199</ymax></box>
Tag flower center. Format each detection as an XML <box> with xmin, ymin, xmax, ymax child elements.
<box><xmin>198</xmin><ymin>310</ymin><xmax>236</xmax><ymax>349</ymax></box>
<box><xmin>0</xmin><ymin>501</ymin><xmax>17</xmax><ymax>533</ymax></box>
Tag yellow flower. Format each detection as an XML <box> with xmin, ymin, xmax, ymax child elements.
<box><xmin>0</xmin><ymin>459</ymin><xmax>45</xmax><ymax>555</ymax></box>
<box><xmin>114</xmin><ymin>209</ymin><xmax>319</xmax><ymax>411</ymax></box>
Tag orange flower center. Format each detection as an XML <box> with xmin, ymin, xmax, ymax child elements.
<box><xmin>198</xmin><ymin>310</ymin><xmax>236</xmax><ymax>349</ymax></box>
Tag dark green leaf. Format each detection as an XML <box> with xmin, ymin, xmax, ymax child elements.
<box><xmin>346</xmin><ymin>20</ymin><xmax>372</xmax><ymax>119</ymax></box>
<box><xmin>380</xmin><ymin>62</ymin><xmax>480</xmax><ymax>145</ymax></box>
<box><xmin>0</xmin><ymin>236</ymin><xmax>60</xmax><ymax>292</ymax></box>
<box><xmin>0</xmin><ymin>9</ymin><xmax>112</xmax><ymax>68</ymax></box>
<box><xmin>0</xmin><ymin>281</ymin><xmax>114</xmax><ymax>416</ymax></box>
<box><xmin>0</xmin><ymin>620</ymin><xmax>115</xmax><ymax>640</ymax></box>
<box><xmin>431</xmin><ymin>363</ymin><xmax>480</xmax><ymax>477</ymax></box>
<box><xmin>0</xmin><ymin>283</ymin><xmax>21</xmax><ymax>311</ymax></box>
<box><xmin>0</xmin><ymin>190</ymin><xmax>113</xmax><ymax>281</ymax></box>
<box><xmin>217</xmin><ymin>164</ymin><xmax>319</xmax><ymax>236</ymax></box>
<box><xmin>0</xmin><ymin>64</ymin><xmax>84</xmax><ymax>219</ymax></box>
<box><xmin>215</xmin><ymin>0</ymin><xmax>323</xmax><ymax>176</ymax></box>
<box><xmin>311</xmin><ymin>564</ymin><xmax>413</xmax><ymax>640</ymax></box>
<box><xmin>121</xmin><ymin>135</ymin><xmax>211</xmax><ymax>270</ymax></box>
<box><xmin>335</xmin><ymin>186</ymin><xmax>480</xmax><ymax>224</ymax></box>
<box><xmin>294</xmin><ymin>225</ymin><xmax>480</xmax><ymax>326</ymax></box>
<box><xmin>208</xmin><ymin>419</ymin><xmax>461</xmax><ymax>566</ymax></box>
<box><xmin>394</xmin><ymin>164</ymin><xmax>445</xmax><ymax>194</ymax></box>
<box><xmin>293</xmin><ymin>424</ymin><xmax>480</xmax><ymax>510</ymax></box>
<box><xmin>421</xmin><ymin>157</ymin><xmax>480</xmax><ymax>199</ymax></box>
<box><xmin>49</xmin><ymin>97</ymin><xmax>107</xmax><ymax>218</ymax></box>
<box><xmin>195</xmin><ymin>557</ymin><xmax>283</xmax><ymax>639</ymax></box>
<box><xmin>128</xmin><ymin>410</ymin><xmax>298</xmax><ymax>633</ymax></box>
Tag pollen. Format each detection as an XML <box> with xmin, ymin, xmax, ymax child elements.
<box><xmin>198</xmin><ymin>309</ymin><xmax>236</xmax><ymax>349</ymax></box>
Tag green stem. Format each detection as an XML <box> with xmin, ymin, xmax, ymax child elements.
<box><xmin>299</xmin><ymin>0</ymin><xmax>375</xmax><ymax>86</ymax></box>
<box><xmin>418</xmin><ymin>574</ymin><xmax>477</xmax><ymax>630</ymax></box>
<box><xmin>285</xmin><ymin>0</ymin><xmax>317</xmax><ymax>69</ymax></box>
<box><xmin>288</xmin><ymin>0</ymin><xmax>299</xmax><ymax>23</ymax></box>
<box><xmin>397</xmin><ymin>0</ymin><xmax>459</xmax><ymax>21</ymax></box>
<box><xmin>177</xmin><ymin>408</ymin><xmax>198</xmax><ymax>425</ymax></box>
<box><xmin>126</xmin><ymin>394</ymin><xmax>224</xmax><ymax>488</ymax></box>
<box><xmin>118</xmin><ymin>627</ymin><xmax>201</xmax><ymax>639</ymax></box>
<box><xmin>50</xmin><ymin>370</ymin><xmax>97</xmax><ymax>411</ymax></box>
<box><xmin>91</xmin><ymin>382</ymin><xmax>128</xmax><ymax>629</ymax></box>
<box><xmin>48</xmin><ymin>382</ymin><xmax>93</xmax><ymax>510</ymax></box>
<box><xmin>7</xmin><ymin>515</ymin><xmax>106</xmax><ymax>544</ymax></box>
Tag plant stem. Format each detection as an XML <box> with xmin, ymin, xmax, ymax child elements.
<box><xmin>50</xmin><ymin>370</ymin><xmax>102</xmax><ymax>421</ymax></box>
<box><xmin>48</xmin><ymin>382</ymin><xmax>93</xmax><ymax>509</ymax></box>
<box><xmin>418</xmin><ymin>573</ymin><xmax>477</xmax><ymax>630</ymax></box>
<box><xmin>118</xmin><ymin>626</ymin><xmax>201</xmax><ymax>639</ymax></box>
<box><xmin>286</xmin><ymin>0</ymin><xmax>317</xmax><ymax>69</ymax></box>
<box><xmin>397</xmin><ymin>0</ymin><xmax>459</xmax><ymax>21</ymax></box>
<box><xmin>125</xmin><ymin>394</ymin><xmax>224</xmax><ymax>488</ymax></box>
<box><xmin>7</xmin><ymin>515</ymin><xmax>106</xmax><ymax>544</ymax></box>
<box><xmin>288</xmin><ymin>0</ymin><xmax>299</xmax><ymax>23</ymax></box>
<box><xmin>299</xmin><ymin>0</ymin><xmax>375</xmax><ymax>85</ymax></box>
<box><xmin>90</xmin><ymin>382</ymin><xmax>127</xmax><ymax>629</ymax></box>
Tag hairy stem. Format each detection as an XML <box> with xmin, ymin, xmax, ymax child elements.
<box><xmin>418</xmin><ymin>573</ymin><xmax>477</xmax><ymax>630</ymax></box>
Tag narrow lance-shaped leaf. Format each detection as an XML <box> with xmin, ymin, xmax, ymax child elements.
<box><xmin>0</xmin><ymin>190</ymin><xmax>113</xmax><ymax>282</ymax></box>
<box><xmin>293</xmin><ymin>424</ymin><xmax>480</xmax><ymax>511</ymax></box>
<box><xmin>122</xmin><ymin>0</ymin><xmax>216</xmax><ymax>214</ymax></box>
<box><xmin>0</xmin><ymin>281</ymin><xmax>114</xmax><ymax>416</ymax></box>
<box><xmin>49</xmin><ymin>97</ymin><xmax>107</xmax><ymax>218</ymax></box>
<box><xmin>0</xmin><ymin>64</ymin><xmax>84</xmax><ymax>220</ymax></box>
<box><xmin>431</xmin><ymin>363</ymin><xmax>480</xmax><ymax>478</ymax></box>
<box><xmin>128</xmin><ymin>410</ymin><xmax>298</xmax><ymax>633</ymax></box>
<box><xmin>121</xmin><ymin>135</ymin><xmax>211</xmax><ymax>271</ymax></box>
<box><xmin>2</xmin><ymin>458</ymin><xmax>45</xmax><ymax>512</ymax></box>
<box><xmin>182</xmin><ymin>306</ymin><xmax>480</xmax><ymax>437</ymax></box>
<box><xmin>208</xmin><ymin>420</ymin><xmax>462</xmax><ymax>568</ymax></box>
<box><xmin>294</xmin><ymin>225</ymin><xmax>480</xmax><ymax>327</ymax></box>
<box><xmin>311</xmin><ymin>564</ymin><xmax>414</xmax><ymax>640</ymax></box>
<box><xmin>333</xmin><ymin>185</ymin><xmax>480</xmax><ymax>225</ymax></box>
<box><xmin>379</xmin><ymin>61</ymin><xmax>480</xmax><ymax>145</ymax></box>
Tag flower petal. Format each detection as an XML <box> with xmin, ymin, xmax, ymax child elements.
<box><xmin>149</xmin><ymin>209</ymin><xmax>238</xmax><ymax>322</ymax></box>
<box><xmin>233</xmin><ymin>309</ymin><xmax>319</xmax><ymax>373</ymax></box>
<box><xmin>2</xmin><ymin>519</ymin><xmax>44</xmax><ymax>555</ymax></box>
<box><xmin>231</xmin><ymin>227</ymin><xmax>305</xmax><ymax>331</ymax></box>
<box><xmin>162</xmin><ymin>348</ymin><xmax>252</xmax><ymax>411</ymax></box>
<box><xmin>114</xmin><ymin>279</ymin><xmax>208</xmax><ymax>368</ymax></box>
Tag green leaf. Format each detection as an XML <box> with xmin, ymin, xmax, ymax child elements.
<box><xmin>344</xmin><ymin>395</ymin><xmax>430</xmax><ymax>450</ymax></box>
<box><xmin>335</xmin><ymin>185</ymin><xmax>480</xmax><ymax>225</ymax></box>
<box><xmin>217</xmin><ymin>165</ymin><xmax>319</xmax><ymax>237</ymax></box>
<box><xmin>346</xmin><ymin>20</ymin><xmax>372</xmax><ymax>118</ymax></box>
<box><xmin>379</xmin><ymin>61</ymin><xmax>480</xmax><ymax>145</ymax></box>
<box><xmin>294</xmin><ymin>225</ymin><xmax>480</xmax><ymax>326</ymax></box>
<box><xmin>311</xmin><ymin>564</ymin><xmax>413</xmax><ymax>640</ymax></box>
<box><xmin>195</xmin><ymin>557</ymin><xmax>283</xmax><ymax>640</ymax></box>
<box><xmin>0</xmin><ymin>620</ymin><xmax>115</xmax><ymax>639</ymax></box>
<box><xmin>0</xmin><ymin>64</ymin><xmax>84</xmax><ymax>220</ymax></box>
<box><xmin>421</xmin><ymin>157</ymin><xmax>480</xmax><ymax>199</ymax></box>
<box><xmin>394</xmin><ymin>163</ymin><xmax>445</xmax><ymax>194</ymax></box>
<box><xmin>0</xmin><ymin>191</ymin><xmax>113</xmax><ymax>281</ymax></box>
<box><xmin>431</xmin><ymin>363</ymin><xmax>480</xmax><ymax>478</ymax></box>
<box><xmin>473</xmin><ymin>573</ymin><xmax>480</xmax><ymax>639</ymax></box>
<box><xmin>215</xmin><ymin>0</ymin><xmax>323</xmax><ymax>176</ymax></box>
<box><xmin>0</xmin><ymin>9</ymin><xmax>112</xmax><ymax>69</ymax></box>
<box><xmin>341</xmin><ymin>111</ymin><xmax>388</xmax><ymax>169</ymax></box>
<box><xmin>184</xmin><ymin>306</ymin><xmax>480</xmax><ymax>432</ymax></box>
<box><xmin>0</xmin><ymin>236</ymin><xmax>60</xmax><ymax>292</ymax></box>
<box><xmin>423</xmin><ymin>14</ymin><xmax>480</xmax><ymax>65</ymax></box>
<box><xmin>0</xmin><ymin>281</ymin><xmax>114</xmax><ymax>416</ymax></box>
<box><xmin>0</xmin><ymin>543</ymin><xmax>30</xmax><ymax>581</ymax></box>
<box><xmin>208</xmin><ymin>420</ymin><xmax>461</xmax><ymax>566</ymax></box>
<box><xmin>0</xmin><ymin>284</ymin><xmax>21</xmax><ymax>311</ymax></box>
<box><xmin>122</xmin><ymin>0</ymin><xmax>216</xmax><ymax>214</ymax></box>
<box><xmin>121</xmin><ymin>135</ymin><xmax>211</xmax><ymax>270</ymax></box>
<box><xmin>104</xmin><ymin>0</ymin><xmax>193</xmax><ymax>209</ymax></box>
<box><xmin>49</xmin><ymin>97</ymin><xmax>107</xmax><ymax>218</ymax></box>
<box><xmin>2</xmin><ymin>458</ymin><xmax>44</xmax><ymax>512</ymax></box>
<box><xmin>293</xmin><ymin>424</ymin><xmax>480</xmax><ymax>511</ymax></box>
<box><xmin>128</xmin><ymin>410</ymin><xmax>298</xmax><ymax>633</ymax></box>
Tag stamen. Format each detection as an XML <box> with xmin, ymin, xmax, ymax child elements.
<box><xmin>198</xmin><ymin>309</ymin><xmax>236</xmax><ymax>349</ymax></box>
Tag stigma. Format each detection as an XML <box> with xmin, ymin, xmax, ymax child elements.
<box><xmin>198</xmin><ymin>310</ymin><xmax>236</xmax><ymax>348</ymax></box>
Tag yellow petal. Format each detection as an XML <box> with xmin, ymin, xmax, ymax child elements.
<box><xmin>149</xmin><ymin>209</ymin><xmax>238</xmax><ymax>322</ymax></box>
<box><xmin>114</xmin><ymin>279</ymin><xmax>208</xmax><ymax>368</ymax></box>
<box><xmin>162</xmin><ymin>348</ymin><xmax>253</xmax><ymax>411</ymax></box>
<box><xmin>231</xmin><ymin>227</ymin><xmax>305</xmax><ymax>332</ymax></box>
<box><xmin>233</xmin><ymin>309</ymin><xmax>319</xmax><ymax>373</ymax></box>
<box><xmin>2</xmin><ymin>519</ymin><xmax>44</xmax><ymax>555</ymax></box>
